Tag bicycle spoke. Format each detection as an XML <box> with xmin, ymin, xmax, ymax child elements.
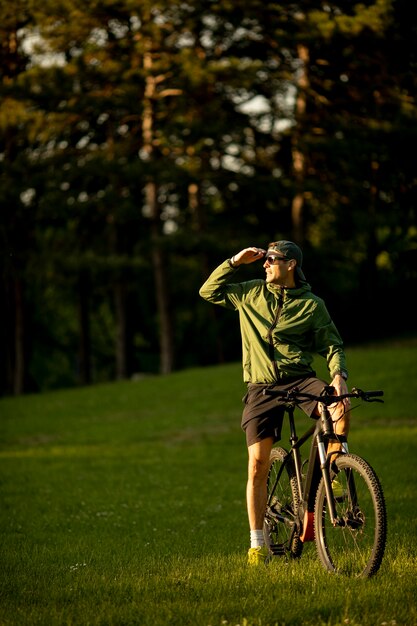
<box><xmin>264</xmin><ymin>447</ymin><xmax>303</xmax><ymax>558</ymax></box>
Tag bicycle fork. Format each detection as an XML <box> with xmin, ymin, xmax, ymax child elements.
<box><xmin>317</xmin><ymin>402</ymin><xmax>349</xmax><ymax>526</ymax></box>
<box><xmin>317</xmin><ymin>435</ymin><xmax>340</xmax><ymax>525</ymax></box>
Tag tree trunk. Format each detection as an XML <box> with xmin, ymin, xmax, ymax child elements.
<box><xmin>291</xmin><ymin>43</ymin><xmax>310</xmax><ymax>244</ymax></box>
<box><xmin>146</xmin><ymin>181</ymin><xmax>175</xmax><ymax>374</ymax></box>
<box><xmin>143</xmin><ymin>49</ymin><xmax>175</xmax><ymax>374</ymax></box>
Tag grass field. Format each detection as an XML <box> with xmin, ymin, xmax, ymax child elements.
<box><xmin>1</xmin><ymin>343</ymin><xmax>417</xmax><ymax>625</ymax></box>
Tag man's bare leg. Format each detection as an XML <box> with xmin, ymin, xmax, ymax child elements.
<box><xmin>246</xmin><ymin>437</ymin><xmax>274</xmax><ymax>531</ymax></box>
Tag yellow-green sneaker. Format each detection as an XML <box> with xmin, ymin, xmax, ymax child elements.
<box><xmin>247</xmin><ymin>545</ymin><xmax>270</xmax><ymax>566</ymax></box>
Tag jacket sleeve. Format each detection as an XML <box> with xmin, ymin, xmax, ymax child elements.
<box><xmin>312</xmin><ymin>300</ymin><xmax>348</xmax><ymax>378</ymax></box>
<box><xmin>199</xmin><ymin>260</ymin><xmax>246</xmax><ymax>310</ymax></box>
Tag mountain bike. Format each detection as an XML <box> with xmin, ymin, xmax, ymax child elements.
<box><xmin>263</xmin><ymin>385</ymin><xmax>387</xmax><ymax>577</ymax></box>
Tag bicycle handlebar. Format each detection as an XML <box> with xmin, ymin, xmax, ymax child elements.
<box><xmin>262</xmin><ymin>385</ymin><xmax>384</xmax><ymax>404</ymax></box>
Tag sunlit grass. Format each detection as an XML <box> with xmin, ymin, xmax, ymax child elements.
<box><xmin>1</xmin><ymin>345</ymin><xmax>417</xmax><ymax>625</ymax></box>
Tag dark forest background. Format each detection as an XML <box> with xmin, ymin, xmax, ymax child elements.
<box><xmin>1</xmin><ymin>0</ymin><xmax>416</xmax><ymax>396</ymax></box>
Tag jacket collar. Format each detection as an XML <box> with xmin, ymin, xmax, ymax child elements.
<box><xmin>266</xmin><ymin>282</ymin><xmax>311</xmax><ymax>297</ymax></box>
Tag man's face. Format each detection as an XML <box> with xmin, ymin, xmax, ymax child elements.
<box><xmin>263</xmin><ymin>252</ymin><xmax>293</xmax><ymax>285</ymax></box>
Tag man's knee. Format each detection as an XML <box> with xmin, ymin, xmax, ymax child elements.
<box><xmin>247</xmin><ymin>440</ymin><xmax>272</xmax><ymax>482</ymax></box>
<box><xmin>248</xmin><ymin>456</ymin><xmax>269</xmax><ymax>480</ymax></box>
<box><xmin>248</xmin><ymin>452</ymin><xmax>271</xmax><ymax>483</ymax></box>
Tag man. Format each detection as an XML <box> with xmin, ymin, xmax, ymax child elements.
<box><xmin>199</xmin><ymin>240</ymin><xmax>350</xmax><ymax>565</ymax></box>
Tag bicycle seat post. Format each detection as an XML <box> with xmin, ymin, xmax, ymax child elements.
<box><xmin>316</xmin><ymin>401</ymin><xmax>340</xmax><ymax>524</ymax></box>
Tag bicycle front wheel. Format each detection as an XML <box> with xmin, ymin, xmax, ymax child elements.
<box><xmin>314</xmin><ymin>453</ymin><xmax>387</xmax><ymax>577</ymax></box>
<box><xmin>264</xmin><ymin>447</ymin><xmax>303</xmax><ymax>558</ymax></box>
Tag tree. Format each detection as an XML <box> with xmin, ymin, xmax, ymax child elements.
<box><xmin>0</xmin><ymin>2</ymin><xmax>42</xmax><ymax>393</ymax></box>
<box><xmin>1</xmin><ymin>0</ymin><xmax>416</xmax><ymax>393</ymax></box>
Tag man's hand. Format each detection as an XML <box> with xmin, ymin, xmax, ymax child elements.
<box><xmin>332</xmin><ymin>373</ymin><xmax>351</xmax><ymax>410</ymax></box>
<box><xmin>231</xmin><ymin>247</ymin><xmax>266</xmax><ymax>266</ymax></box>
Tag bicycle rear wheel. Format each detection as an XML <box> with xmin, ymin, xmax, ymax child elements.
<box><xmin>264</xmin><ymin>447</ymin><xmax>303</xmax><ymax>558</ymax></box>
<box><xmin>314</xmin><ymin>453</ymin><xmax>386</xmax><ymax>577</ymax></box>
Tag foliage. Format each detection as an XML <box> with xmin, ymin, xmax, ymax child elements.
<box><xmin>1</xmin><ymin>0</ymin><xmax>416</xmax><ymax>392</ymax></box>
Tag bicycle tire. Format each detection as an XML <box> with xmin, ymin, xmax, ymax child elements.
<box><xmin>263</xmin><ymin>447</ymin><xmax>303</xmax><ymax>558</ymax></box>
<box><xmin>314</xmin><ymin>453</ymin><xmax>387</xmax><ymax>577</ymax></box>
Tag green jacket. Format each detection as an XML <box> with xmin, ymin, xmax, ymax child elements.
<box><xmin>199</xmin><ymin>260</ymin><xmax>348</xmax><ymax>384</ymax></box>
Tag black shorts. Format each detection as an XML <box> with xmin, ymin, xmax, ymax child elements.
<box><xmin>241</xmin><ymin>377</ymin><xmax>328</xmax><ymax>447</ymax></box>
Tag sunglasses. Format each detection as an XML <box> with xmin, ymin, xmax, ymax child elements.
<box><xmin>265</xmin><ymin>254</ymin><xmax>289</xmax><ymax>264</ymax></box>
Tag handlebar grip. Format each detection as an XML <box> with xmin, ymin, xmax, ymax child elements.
<box><xmin>351</xmin><ymin>388</ymin><xmax>384</xmax><ymax>397</ymax></box>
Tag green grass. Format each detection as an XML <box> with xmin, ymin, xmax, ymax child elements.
<box><xmin>1</xmin><ymin>343</ymin><xmax>417</xmax><ymax>625</ymax></box>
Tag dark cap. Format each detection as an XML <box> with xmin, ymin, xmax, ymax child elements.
<box><xmin>267</xmin><ymin>240</ymin><xmax>307</xmax><ymax>283</ymax></box>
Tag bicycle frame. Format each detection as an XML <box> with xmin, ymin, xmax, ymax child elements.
<box><xmin>268</xmin><ymin>400</ymin><xmax>348</xmax><ymax>542</ymax></box>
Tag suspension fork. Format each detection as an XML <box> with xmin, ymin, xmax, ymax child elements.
<box><xmin>317</xmin><ymin>402</ymin><xmax>340</xmax><ymax>525</ymax></box>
